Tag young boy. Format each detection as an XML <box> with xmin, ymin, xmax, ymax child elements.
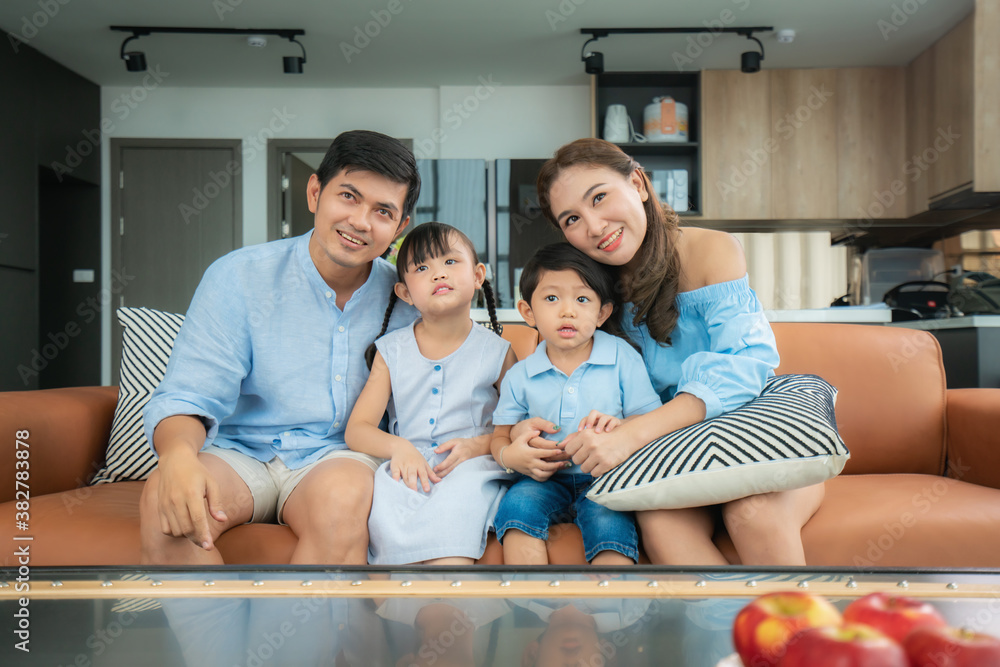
<box><xmin>490</xmin><ymin>243</ymin><xmax>661</xmax><ymax>565</ymax></box>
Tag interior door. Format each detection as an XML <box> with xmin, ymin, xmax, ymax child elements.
<box><xmin>111</xmin><ymin>140</ymin><xmax>242</xmax><ymax>383</ymax></box>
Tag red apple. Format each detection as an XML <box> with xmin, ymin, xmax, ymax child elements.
<box><xmin>732</xmin><ymin>591</ymin><xmax>843</xmax><ymax>667</ymax></box>
<box><xmin>778</xmin><ymin>623</ymin><xmax>908</xmax><ymax>666</ymax></box>
<box><xmin>903</xmin><ymin>625</ymin><xmax>1000</xmax><ymax>667</ymax></box>
<box><xmin>842</xmin><ymin>592</ymin><xmax>947</xmax><ymax>643</ymax></box>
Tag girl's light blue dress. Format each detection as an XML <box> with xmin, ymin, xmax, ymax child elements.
<box><xmin>367</xmin><ymin>321</ymin><xmax>514</xmax><ymax>564</ymax></box>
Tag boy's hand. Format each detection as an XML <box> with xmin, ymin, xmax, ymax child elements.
<box><xmin>390</xmin><ymin>442</ymin><xmax>441</xmax><ymax>492</ymax></box>
<box><xmin>578</xmin><ymin>410</ymin><xmax>622</xmax><ymax>434</ymax></box>
<box><xmin>433</xmin><ymin>435</ymin><xmax>490</xmax><ymax>477</ymax></box>
<box><xmin>510</xmin><ymin>417</ymin><xmax>563</xmax><ymax>449</ymax></box>
<box><xmin>505</xmin><ymin>429</ymin><xmax>567</xmax><ymax>482</ymax></box>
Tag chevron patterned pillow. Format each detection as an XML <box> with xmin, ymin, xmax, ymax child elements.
<box><xmin>586</xmin><ymin>374</ymin><xmax>850</xmax><ymax>511</ymax></box>
<box><xmin>90</xmin><ymin>307</ymin><xmax>185</xmax><ymax>485</ymax></box>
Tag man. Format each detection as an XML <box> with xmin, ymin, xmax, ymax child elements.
<box><xmin>139</xmin><ymin>130</ymin><xmax>419</xmax><ymax>565</ymax></box>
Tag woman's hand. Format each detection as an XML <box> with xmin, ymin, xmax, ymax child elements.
<box><xmin>433</xmin><ymin>435</ymin><xmax>490</xmax><ymax>477</ymax></box>
<box><xmin>510</xmin><ymin>417</ymin><xmax>571</xmax><ymax>461</ymax></box>
<box><xmin>390</xmin><ymin>441</ymin><xmax>441</xmax><ymax>492</ymax></box>
<box><xmin>503</xmin><ymin>429</ymin><xmax>568</xmax><ymax>482</ymax></box>
<box><xmin>577</xmin><ymin>410</ymin><xmax>622</xmax><ymax>434</ymax></box>
<box><xmin>561</xmin><ymin>426</ymin><xmax>641</xmax><ymax>477</ymax></box>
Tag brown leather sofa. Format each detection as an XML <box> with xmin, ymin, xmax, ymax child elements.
<box><xmin>2</xmin><ymin>322</ymin><xmax>999</xmax><ymax>567</ymax></box>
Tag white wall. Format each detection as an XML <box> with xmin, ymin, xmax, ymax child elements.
<box><xmin>97</xmin><ymin>83</ymin><xmax>591</xmax><ymax>382</ymax></box>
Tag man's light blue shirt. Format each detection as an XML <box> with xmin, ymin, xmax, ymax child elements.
<box><xmin>143</xmin><ymin>230</ymin><xmax>416</xmax><ymax>470</ymax></box>
<box><xmin>493</xmin><ymin>330</ymin><xmax>662</xmax><ymax>474</ymax></box>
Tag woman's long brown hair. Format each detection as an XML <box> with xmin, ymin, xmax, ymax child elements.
<box><xmin>536</xmin><ymin>138</ymin><xmax>682</xmax><ymax>345</ymax></box>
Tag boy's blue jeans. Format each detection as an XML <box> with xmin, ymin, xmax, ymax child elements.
<box><xmin>494</xmin><ymin>472</ymin><xmax>638</xmax><ymax>562</ymax></box>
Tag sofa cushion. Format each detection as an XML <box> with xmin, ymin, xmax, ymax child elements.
<box><xmin>587</xmin><ymin>374</ymin><xmax>849</xmax><ymax>511</ymax></box>
<box><xmin>91</xmin><ymin>307</ymin><xmax>184</xmax><ymax>485</ymax></box>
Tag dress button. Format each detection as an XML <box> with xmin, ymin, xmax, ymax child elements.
<box><xmin>432</xmin><ymin>388</ymin><xmax>439</xmax><ymax>394</ymax></box>
<box><xmin>338</xmin><ymin>326</ymin><xmax>345</xmax><ymax>332</ymax></box>
<box><xmin>429</xmin><ymin>418</ymin><xmax>435</xmax><ymax>425</ymax></box>
<box><xmin>325</xmin><ymin>291</ymin><xmax>333</xmax><ymax>299</ymax></box>
<box><xmin>567</xmin><ymin>387</ymin><xmax>575</xmax><ymax>394</ymax></box>
<box><xmin>434</xmin><ymin>365</ymin><xmax>441</xmax><ymax>371</ymax></box>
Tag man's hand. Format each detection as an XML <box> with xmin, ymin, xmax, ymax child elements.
<box><xmin>155</xmin><ymin>448</ymin><xmax>228</xmax><ymax>551</ymax></box>
<box><xmin>390</xmin><ymin>441</ymin><xmax>441</xmax><ymax>492</ymax></box>
<box><xmin>577</xmin><ymin>410</ymin><xmax>622</xmax><ymax>434</ymax></box>
<box><xmin>434</xmin><ymin>435</ymin><xmax>490</xmax><ymax>477</ymax></box>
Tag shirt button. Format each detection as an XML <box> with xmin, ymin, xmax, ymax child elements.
<box><xmin>283</xmin><ymin>432</ymin><xmax>290</xmax><ymax>437</ymax></box>
<box><xmin>434</xmin><ymin>365</ymin><xmax>441</xmax><ymax>371</ymax></box>
<box><xmin>567</xmin><ymin>387</ymin><xmax>575</xmax><ymax>394</ymax></box>
<box><xmin>334</xmin><ymin>422</ymin><xmax>340</xmax><ymax>428</ymax></box>
<box><xmin>335</xmin><ymin>374</ymin><xmax>342</xmax><ymax>382</ymax></box>
<box><xmin>432</xmin><ymin>388</ymin><xmax>439</xmax><ymax>394</ymax></box>
<box><xmin>338</xmin><ymin>326</ymin><xmax>345</xmax><ymax>332</ymax></box>
<box><xmin>325</xmin><ymin>291</ymin><xmax>333</xmax><ymax>299</ymax></box>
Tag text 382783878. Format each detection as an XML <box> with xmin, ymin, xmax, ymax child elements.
<box><xmin>13</xmin><ymin>429</ymin><xmax>31</xmax><ymax>653</ymax></box>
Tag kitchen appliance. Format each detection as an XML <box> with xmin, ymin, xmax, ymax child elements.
<box><xmin>850</xmin><ymin>248</ymin><xmax>945</xmax><ymax>306</ymax></box>
<box><xmin>603</xmin><ymin>104</ymin><xmax>631</xmax><ymax>143</ymax></box>
<box><xmin>643</xmin><ymin>97</ymin><xmax>688</xmax><ymax>142</ymax></box>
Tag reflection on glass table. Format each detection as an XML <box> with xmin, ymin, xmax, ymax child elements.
<box><xmin>2</xmin><ymin>568</ymin><xmax>998</xmax><ymax>667</ymax></box>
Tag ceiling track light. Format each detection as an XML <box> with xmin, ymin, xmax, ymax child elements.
<box><xmin>579</xmin><ymin>26</ymin><xmax>774</xmax><ymax>74</ymax></box>
<box><xmin>110</xmin><ymin>26</ymin><xmax>307</xmax><ymax>74</ymax></box>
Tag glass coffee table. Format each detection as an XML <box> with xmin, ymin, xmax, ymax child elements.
<box><xmin>2</xmin><ymin>567</ymin><xmax>999</xmax><ymax>666</ymax></box>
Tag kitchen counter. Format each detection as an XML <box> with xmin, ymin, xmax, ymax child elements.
<box><xmin>888</xmin><ymin>315</ymin><xmax>1000</xmax><ymax>388</ymax></box>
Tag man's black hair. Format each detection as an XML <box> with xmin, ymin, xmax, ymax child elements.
<box><xmin>315</xmin><ymin>130</ymin><xmax>421</xmax><ymax>222</ymax></box>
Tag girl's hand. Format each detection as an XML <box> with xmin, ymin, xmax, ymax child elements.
<box><xmin>433</xmin><ymin>435</ymin><xmax>490</xmax><ymax>477</ymax></box>
<box><xmin>577</xmin><ymin>411</ymin><xmax>622</xmax><ymax>434</ymax></box>
<box><xmin>504</xmin><ymin>430</ymin><xmax>567</xmax><ymax>482</ymax></box>
<box><xmin>560</xmin><ymin>427</ymin><xmax>639</xmax><ymax>478</ymax></box>
<box><xmin>390</xmin><ymin>442</ymin><xmax>441</xmax><ymax>492</ymax></box>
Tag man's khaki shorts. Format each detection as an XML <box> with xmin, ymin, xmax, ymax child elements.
<box><xmin>201</xmin><ymin>445</ymin><xmax>381</xmax><ymax>524</ymax></box>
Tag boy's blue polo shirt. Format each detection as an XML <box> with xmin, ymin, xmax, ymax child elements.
<box><xmin>493</xmin><ymin>330</ymin><xmax>662</xmax><ymax>474</ymax></box>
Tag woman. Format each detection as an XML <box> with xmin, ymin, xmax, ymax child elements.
<box><xmin>516</xmin><ymin>138</ymin><xmax>824</xmax><ymax>566</ymax></box>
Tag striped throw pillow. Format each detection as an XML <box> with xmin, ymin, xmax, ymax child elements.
<box><xmin>586</xmin><ymin>374</ymin><xmax>850</xmax><ymax>511</ymax></box>
<box><xmin>90</xmin><ymin>307</ymin><xmax>184</xmax><ymax>484</ymax></box>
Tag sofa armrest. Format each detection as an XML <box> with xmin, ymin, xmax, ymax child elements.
<box><xmin>946</xmin><ymin>388</ymin><xmax>1000</xmax><ymax>490</ymax></box>
<box><xmin>0</xmin><ymin>386</ymin><xmax>118</xmax><ymax>502</ymax></box>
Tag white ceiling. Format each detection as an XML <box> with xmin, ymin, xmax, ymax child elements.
<box><xmin>1</xmin><ymin>0</ymin><xmax>974</xmax><ymax>88</ymax></box>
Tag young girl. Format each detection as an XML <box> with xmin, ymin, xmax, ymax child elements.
<box><xmin>346</xmin><ymin>222</ymin><xmax>518</xmax><ymax>565</ymax></box>
<box><xmin>490</xmin><ymin>243</ymin><xmax>661</xmax><ymax>565</ymax></box>
<box><xmin>526</xmin><ymin>138</ymin><xmax>826</xmax><ymax>566</ymax></box>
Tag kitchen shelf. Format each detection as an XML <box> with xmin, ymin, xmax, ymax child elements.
<box><xmin>594</xmin><ymin>71</ymin><xmax>701</xmax><ymax>214</ymax></box>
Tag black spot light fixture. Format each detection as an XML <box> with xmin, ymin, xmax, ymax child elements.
<box><xmin>111</xmin><ymin>26</ymin><xmax>307</xmax><ymax>74</ymax></box>
<box><xmin>580</xmin><ymin>26</ymin><xmax>774</xmax><ymax>74</ymax></box>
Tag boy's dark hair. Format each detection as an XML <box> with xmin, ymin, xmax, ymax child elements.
<box><xmin>519</xmin><ymin>243</ymin><xmax>634</xmax><ymax>347</ymax></box>
<box><xmin>365</xmin><ymin>222</ymin><xmax>501</xmax><ymax>369</ymax></box>
<box><xmin>316</xmin><ymin>130</ymin><xmax>421</xmax><ymax>222</ymax></box>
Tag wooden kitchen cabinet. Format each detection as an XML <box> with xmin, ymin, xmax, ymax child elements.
<box><xmin>769</xmin><ymin>68</ymin><xmax>839</xmax><ymax>219</ymax></box>
<box><xmin>906</xmin><ymin>46</ymin><xmax>935</xmax><ymax>217</ymax></box>
<box><xmin>836</xmin><ymin>67</ymin><xmax>907</xmax><ymax>220</ymax></box>
<box><xmin>930</xmin><ymin>14</ymin><xmax>975</xmax><ymax>200</ymax></box>
<box><xmin>700</xmin><ymin>69</ymin><xmax>771</xmax><ymax>219</ymax></box>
